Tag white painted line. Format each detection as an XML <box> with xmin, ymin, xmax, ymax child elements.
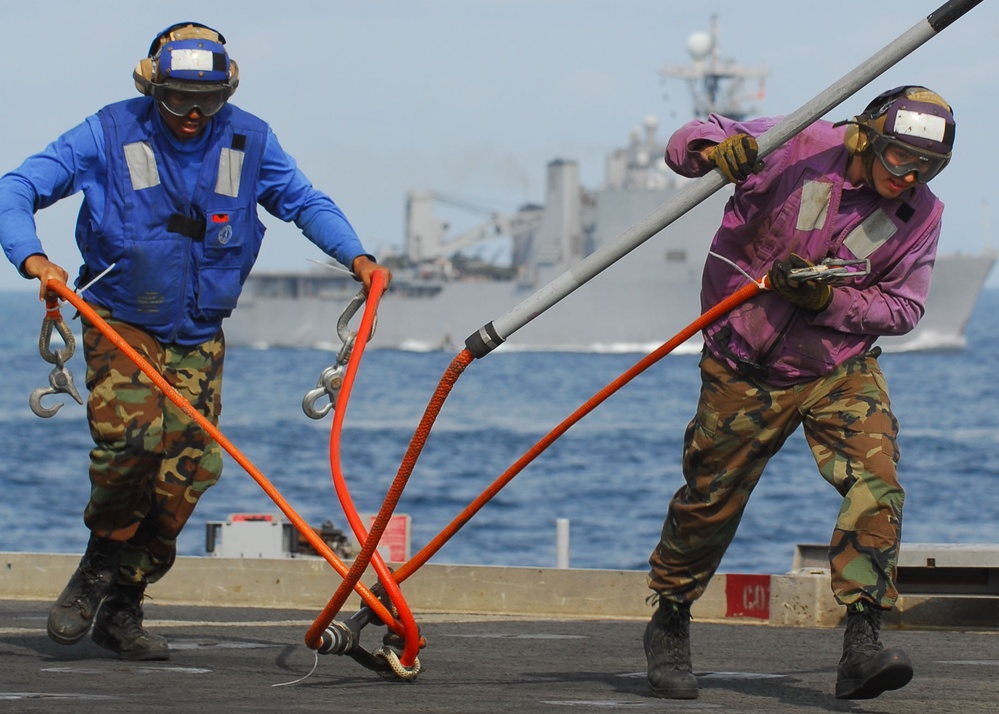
<box><xmin>542</xmin><ymin>701</ymin><xmax>648</xmax><ymax>708</ymax></box>
<box><xmin>168</xmin><ymin>641</ymin><xmax>278</xmax><ymax>651</ymax></box>
<box><xmin>0</xmin><ymin>620</ymin><xmax>313</xmax><ymax>635</ymax></box>
<box><xmin>618</xmin><ymin>671</ymin><xmax>785</xmax><ymax>680</ymax></box>
<box><xmin>543</xmin><ymin>700</ymin><xmax>721</xmax><ymax>709</ymax></box>
<box><xmin>445</xmin><ymin>633</ymin><xmax>587</xmax><ymax>639</ymax></box>
<box><xmin>0</xmin><ymin>693</ymin><xmax>117</xmax><ymax>701</ymax></box>
<box><xmin>698</xmin><ymin>671</ymin><xmax>786</xmax><ymax>680</ymax></box>
<box><xmin>41</xmin><ymin>666</ymin><xmax>212</xmax><ymax>675</ymax></box>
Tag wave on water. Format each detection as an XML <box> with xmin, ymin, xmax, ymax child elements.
<box><xmin>1</xmin><ymin>290</ymin><xmax>997</xmax><ymax>573</ymax></box>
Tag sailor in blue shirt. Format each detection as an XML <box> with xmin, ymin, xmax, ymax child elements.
<box><xmin>0</xmin><ymin>22</ymin><xmax>392</xmax><ymax>660</ymax></box>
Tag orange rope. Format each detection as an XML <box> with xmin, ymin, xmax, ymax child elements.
<box><xmin>46</xmin><ymin>280</ymin><xmax>403</xmax><ymax>632</ymax></box>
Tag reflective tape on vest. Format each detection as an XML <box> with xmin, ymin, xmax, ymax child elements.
<box><xmin>216</xmin><ymin>148</ymin><xmax>244</xmax><ymax>197</ymax></box>
<box><xmin>123</xmin><ymin>141</ymin><xmax>161</xmax><ymax>191</ymax></box>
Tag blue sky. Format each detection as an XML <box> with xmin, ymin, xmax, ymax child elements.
<box><xmin>2</xmin><ymin>0</ymin><xmax>997</xmax><ymax>292</ymax></box>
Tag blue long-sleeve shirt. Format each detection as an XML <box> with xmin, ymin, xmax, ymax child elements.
<box><xmin>0</xmin><ymin>107</ymin><xmax>370</xmax><ymax>279</ymax></box>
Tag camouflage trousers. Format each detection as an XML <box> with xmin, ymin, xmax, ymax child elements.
<box><xmin>649</xmin><ymin>350</ymin><xmax>903</xmax><ymax>609</ymax></box>
<box><xmin>82</xmin><ymin>307</ymin><xmax>225</xmax><ymax>585</ymax></box>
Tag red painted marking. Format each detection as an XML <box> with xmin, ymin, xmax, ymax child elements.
<box><xmin>725</xmin><ymin>574</ymin><xmax>771</xmax><ymax>619</ymax></box>
<box><xmin>230</xmin><ymin>513</ymin><xmax>274</xmax><ymax>522</ymax></box>
<box><xmin>366</xmin><ymin>514</ymin><xmax>411</xmax><ymax>563</ymax></box>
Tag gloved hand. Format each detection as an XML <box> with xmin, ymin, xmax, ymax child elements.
<box><xmin>768</xmin><ymin>254</ymin><xmax>833</xmax><ymax>311</ymax></box>
<box><xmin>709</xmin><ymin>133</ymin><xmax>760</xmax><ymax>183</ymax></box>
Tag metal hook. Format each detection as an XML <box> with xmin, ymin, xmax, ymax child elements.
<box><xmin>302</xmin><ymin>289</ymin><xmax>376</xmax><ymax>420</ymax></box>
<box><xmin>31</xmin><ymin>302</ymin><xmax>83</xmax><ymax>418</ymax></box>
<box><xmin>302</xmin><ymin>364</ymin><xmax>346</xmax><ymax>419</ymax></box>
<box><xmin>39</xmin><ymin>306</ymin><xmax>76</xmax><ymax>365</ymax></box>
<box><xmin>787</xmin><ymin>258</ymin><xmax>871</xmax><ymax>283</ymax></box>
<box><xmin>336</xmin><ymin>290</ymin><xmax>376</xmax><ymax>347</ymax></box>
<box><xmin>29</xmin><ymin>354</ymin><xmax>84</xmax><ymax>418</ymax></box>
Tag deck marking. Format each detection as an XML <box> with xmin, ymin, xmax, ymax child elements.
<box><xmin>0</xmin><ymin>692</ymin><xmax>117</xmax><ymax>701</ymax></box>
<box><xmin>698</xmin><ymin>671</ymin><xmax>786</xmax><ymax>680</ymax></box>
<box><xmin>2</xmin><ymin>620</ymin><xmax>312</xmax><ymax>635</ymax></box>
<box><xmin>541</xmin><ymin>701</ymin><xmax>648</xmax><ymax>708</ymax></box>
<box><xmin>619</xmin><ymin>671</ymin><xmax>785</xmax><ymax>680</ymax></box>
<box><xmin>445</xmin><ymin>633</ymin><xmax>587</xmax><ymax>639</ymax></box>
<box><xmin>168</xmin><ymin>641</ymin><xmax>278</xmax><ymax>651</ymax></box>
<box><xmin>544</xmin><ymin>700</ymin><xmax>721</xmax><ymax>709</ymax></box>
<box><xmin>41</xmin><ymin>665</ymin><xmax>212</xmax><ymax>675</ymax></box>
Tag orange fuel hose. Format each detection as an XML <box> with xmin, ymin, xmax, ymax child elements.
<box><xmin>45</xmin><ymin>280</ymin><xmax>403</xmax><ymax>634</ymax></box>
<box><xmin>393</xmin><ymin>277</ymin><xmax>768</xmax><ymax>582</ymax></box>
<box><xmin>305</xmin><ymin>347</ymin><xmax>472</xmax><ymax>655</ymax></box>
<box><xmin>302</xmin><ymin>272</ymin><xmax>422</xmax><ymax>666</ymax></box>
<box><xmin>47</xmin><ymin>273</ymin><xmax>765</xmax><ymax>670</ymax></box>
<box><xmin>305</xmin><ymin>270</ymin><xmax>474</xmax><ymax>657</ymax></box>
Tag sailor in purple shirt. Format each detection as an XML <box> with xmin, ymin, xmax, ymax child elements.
<box><xmin>643</xmin><ymin>86</ymin><xmax>955</xmax><ymax>701</ymax></box>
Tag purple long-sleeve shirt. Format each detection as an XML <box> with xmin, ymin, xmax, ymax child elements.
<box><xmin>666</xmin><ymin>114</ymin><xmax>943</xmax><ymax>385</ymax></box>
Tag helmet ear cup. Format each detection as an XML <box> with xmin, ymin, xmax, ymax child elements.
<box><xmin>843</xmin><ymin>121</ymin><xmax>869</xmax><ymax>155</ymax></box>
<box><xmin>227</xmin><ymin>60</ymin><xmax>239</xmax><ymax>96</ymax></box>
<box><xmin>133</xmin><ymin>57</ymin><xmax>155</xmax><ymax>95</ymax></box>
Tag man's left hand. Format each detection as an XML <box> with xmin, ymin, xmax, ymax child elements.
<box><xmin>351</xmin><ymin>255</ymin><xmax>393</xmax><ymax>291</ymax></box>
<box><xmin>709</xmin><ymin>134</ymin><xmax>760</xmax><ymax>183</ymax></box>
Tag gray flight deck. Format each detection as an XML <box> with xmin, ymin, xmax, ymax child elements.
<box><xmin>2</xmin><ymin>599</ymin><xmax>998</xmax><ymax>713</ymax></box>
<box><xmin>2</xmin><ymin>551</ymin><xmax>998</xmax><ymax>712</ymax></box>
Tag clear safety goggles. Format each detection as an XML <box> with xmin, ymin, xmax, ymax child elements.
<box><xmin>870</xmin><ymin>134</ymin><xmax>950</xmax><ymax>184</ymax></box>
<box><xmin>153</xmin><ymin>85</ymin><xmax>229</xmax><ymax>117</ymax></box>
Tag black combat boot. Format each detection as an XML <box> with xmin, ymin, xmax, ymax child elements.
<box><xmin>644</xmin><ymin>596</ymin><xmax>698</xmax><ymax>699</ymax></box>
<box><xmin>47</xmin><ymin>534</ymin><xmax>123</xmax><ymax>645</ymax></box>
<box><xmin>835</xmin><ymin>601</ymin><xmax>913</xmax><ymax>699</ymax></box>
<box><xmin>91</xmin><ymin>582</ymin><xmax>170</xmax><ymax>661</ymax></box>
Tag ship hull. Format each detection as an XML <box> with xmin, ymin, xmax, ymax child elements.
<box><xmin>226</xmin><ymin>215</ymin><xmax>995</xmax><ymax>354</ymax></box>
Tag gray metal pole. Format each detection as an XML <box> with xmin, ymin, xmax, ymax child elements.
<box><xmin>465</xmin><ymin>0</ymin><xmax>983</xmax><ymax>358</ymax></box>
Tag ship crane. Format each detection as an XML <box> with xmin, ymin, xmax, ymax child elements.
<box><xmin>404</xmin><ymin>189</ymin><xmax>542</xmax><ymax>264</ymax></box>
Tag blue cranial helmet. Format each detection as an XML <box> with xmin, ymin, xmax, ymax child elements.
<box><xmin>133</xmin><ymin>22</ymin><xmax>239</xmax><ymax>117</ymax></box>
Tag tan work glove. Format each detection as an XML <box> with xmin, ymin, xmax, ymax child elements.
<box><xmin>768</xmin><ymin>254</ymin><xmax>833</xmax><ymax>312</ymax></box>
<box><xmin>709</xmin><ymin>133</ymin><xmax>760</xmax><ymax>183</ymax></box>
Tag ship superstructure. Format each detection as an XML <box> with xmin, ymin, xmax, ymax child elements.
<box><xmin>227</xmin><ymin>19</ymin><xmax>994</xmax><ymax>353</ymax></box>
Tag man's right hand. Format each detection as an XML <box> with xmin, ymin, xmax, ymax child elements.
<box><xmin>709</xmin><ymin>134</ymin><xmax>760</xmax><ymax>184</ymax></box>
<box><xmin>768</xmin><ymin>254</ymin><xmax>833</xmax><ymax>312</ymax></box>
<box><xmin>22</xmin><ymin>254</ymin><xmax>69</xmax><ymax>301</ymax></box>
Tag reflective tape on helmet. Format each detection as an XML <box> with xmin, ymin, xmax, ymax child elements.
<box><xmin>158</xmin><ymin>38</ymin><xmax>230</xmax><ymax>83</ymax></box>
<box><xmin>892</xmin><ymin>109</ymin><xmax>947</xmax><ymax>144</ymax></box>
<box><xmin>169</xmin><ymin>48</ymin><xmax>219</xmax><ymax>73</ymax></box>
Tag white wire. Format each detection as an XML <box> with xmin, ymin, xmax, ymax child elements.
<box><xmin>271</xmin><ymin>648</ymin><xmax>320</xmax><ymax>688</ymax></box>
<box><xmin>306</xmin><ymin>258</ymin><xmax>353</xmax><ymax>275</ymax></box>
<box><xmin>707</xmin><ymin>250</ymin><xmax>768</xmax><ymax>288</ymax></box>
<box><xmin>75</xmin><ymin>262</ymin><xmax>117</xmax><ymax>296</ymax></box>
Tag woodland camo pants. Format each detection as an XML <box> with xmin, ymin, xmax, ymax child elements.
<box><xmin>649</xmin><ymin>350</ymin><xmax>903</xmax><ymax>609</ymax></box>
<box><xmin>81</xmin><ymin>307</ymin><xmax>225</xmax><ymax>585</ymax></box>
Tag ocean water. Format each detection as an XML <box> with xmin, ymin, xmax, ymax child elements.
<box><xmin>1</xmin><ymin>288</ymin><xmax>997</xmax><ymax>576</ymax></box>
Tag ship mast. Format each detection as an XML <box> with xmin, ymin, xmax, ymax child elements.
<box><xmin>659</xmin><ymin>15</ymin><xmax>769</xmax><ymax>121</ymax></box>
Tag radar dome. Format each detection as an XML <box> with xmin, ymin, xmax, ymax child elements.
<box><xmin>686</xmin><ymin>31</ymin><xmax>712</xmax><ymax>60</ymax></box>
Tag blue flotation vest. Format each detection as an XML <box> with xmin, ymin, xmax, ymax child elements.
<box><xmin>80</xmin><ymin>97</ymin><xmax>267</xmax><ymax>344</ymax></box>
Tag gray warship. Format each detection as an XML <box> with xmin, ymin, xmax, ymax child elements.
<box><xmin>225</xmin><ymin>21</ymin><xmax>996</xmax><ymax>353</ymax></box>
